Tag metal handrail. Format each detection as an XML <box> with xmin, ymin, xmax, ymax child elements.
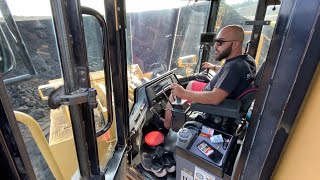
<box><xmin>81</xmin><ymin>6</ymin><xmax>114</xmax><ymax>137</ymax></box>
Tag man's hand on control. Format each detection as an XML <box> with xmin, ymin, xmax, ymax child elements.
<box><xmin>170</xmin><ymin>83</ymin><xmax>186</xmax><ymax>99</ymax></box>
<box><xmin>202</xmin><ymin>62</ymin><xmax>220</xmax><ymax>71</ymax></box>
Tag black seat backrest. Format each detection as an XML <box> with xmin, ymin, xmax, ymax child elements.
<box><xmin>254</xmin><ymin>61</ymin><xmax>265</xmax><ymax>87</ymax></box>
<box><xmin>237</xmin><ymin>84</ymin><xmax>257</xmax><ymax>113</ymax></box>
<box><xmin>237</xmin><ymin>61</ymin><xmax>266</xmax><ymax>113</ymax></box>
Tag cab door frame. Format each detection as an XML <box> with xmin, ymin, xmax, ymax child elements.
<box><xmin>0</xmin><ymin>0</ymin><xmax>129</xmax><ymax>178</ymax></box>
<box><xmin>51</xmin><ymin>0</ymin><xmax>129</xmax><ymax>178</ymax></box>
<box><xmin>50</xmin><ymin>0</ymin><xmax>102</xmax><ymax>178</ymax></box>
<box><xmin>103</xmin><ymin>0</ymin><xmax>129</xmax><ymax>177</ymax></box>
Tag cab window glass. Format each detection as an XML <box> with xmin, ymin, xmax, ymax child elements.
<box><xmin>258</xmin><ymin>5</ymin><xmax>280</xmax><ymax>68</ymax></box>
<box><xmin>211</xmin><ymin>0</ymin><xmax>258</xmax><ymax>64</ymax></box>
<box><xmin>125</xmin><ymin>0</ymin><xmax>211</xmax><ymax>111</ymax></box>
<box><xmin>213</xmin><ymin>0</ymin><xmax>280</xmax><ymax>70</ymax></box>
<box><xmin>1</xmin><ymin>0</ymin><xmax>68</xmax><ymax>179</ymax></box>
<box><xmin>170</xmin><ymin>1</ymin><xmax>211</xmax><ymax>76</ymax></box>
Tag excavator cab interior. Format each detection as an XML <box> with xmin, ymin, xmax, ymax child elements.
<box><xmin>126</xmin><ymin>42</ymin><xmax>263</xmax><ymax>180</ymax></box>
<box><xmin>0</xmin><ymin>0</ymin><xmax>274</xmax><ymax>179</ymax></box>
<box><xmin>1</xmin><ymin>0</ymin><xmax>320</xmax><ymax>180</ymax></box>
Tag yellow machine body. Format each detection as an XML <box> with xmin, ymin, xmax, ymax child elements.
<box><xmin>273</xmin><ymin>65</ymin><xmax>320</xmax><ymax>180</ymax></box>
<box><xmin>32</xmin><ymin>65</ymin><xmax>149</xmax><ymax>179</ymax></box>
<box><xmin>35</xmin><ymin>70</ymin><xmax>120</xmax><ymax>179</ymax></box>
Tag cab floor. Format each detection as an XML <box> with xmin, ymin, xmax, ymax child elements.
<box><xmin>137</xmin><ymin>129</ymin><xmax>178</xmax><ymax>180</ymax></box>
<box><xmin>136</xmin><ymin>164</ymin><xmax>176</xmax><ymax>180</ymax></box>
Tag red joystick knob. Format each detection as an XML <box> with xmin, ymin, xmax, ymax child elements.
<box><xmin>145</xmin><ymin>131</ymin><xmax>164</xmax><ymax>147</ymax></box>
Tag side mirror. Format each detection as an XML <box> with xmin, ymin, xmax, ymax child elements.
<box><xmin>0</xmin><ymin>26</ymin><xmax>15</xmax><ymax>75</ymax></box>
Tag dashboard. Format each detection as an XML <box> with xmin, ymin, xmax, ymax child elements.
<box><xmin>129</xmin><ymin>71</ymin><xmax>179</xmax><ymax>132</ymax></box>
<box><xmin>145</xmin><ymin>75</ymin><xmax>177</xmax><ymax>105</ymax></box>
<box><xmin>152</xmin><ymin>78</ymin><xmax>172</xmax><ymax>96</ymax></box>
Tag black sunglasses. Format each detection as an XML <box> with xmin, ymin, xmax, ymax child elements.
<box><xmin>214</xmin><ymin>39</ymin><xmax>238</xmax><ymax>46</ymax></box>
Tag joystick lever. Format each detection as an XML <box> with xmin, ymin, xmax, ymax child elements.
<box><xmin>195</xmin><ymin>68</ymin><xmax>214</xmax><ymax>83</ymax></box>
<box><xmin>171</xmin><ymin>96</ymin><xmax>190</xmax><ymax>132</ymax></box>
<box><xmin>172</xmin><ymin>96</ymin><xmax>188</xmax><ymax>111</ymax></box>
<box><xmin>176</xmin><ymin>96</ymin><xmax>181</xmax><ymax>104</ymax></box>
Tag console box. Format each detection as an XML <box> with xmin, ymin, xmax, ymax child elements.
<box><xmin>176</xmin><ymin>124</ymin><xmax>236</xmax><ymax>180</ymax></box>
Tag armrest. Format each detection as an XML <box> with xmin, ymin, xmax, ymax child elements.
<box><xmin>190</xmin><ymin>99</ymin><xmax>244</xmax><ymax>118</ymax></box>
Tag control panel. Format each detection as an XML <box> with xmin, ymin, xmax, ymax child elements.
<box><xmin>145</xmin><ymin>75</ymin><xmax>178</xmax><ymax>105</ymax></box>
<box><xmin>129</xmin><ymin>71</ymin><xmax>179</xmax><ymax>132</ymax></box>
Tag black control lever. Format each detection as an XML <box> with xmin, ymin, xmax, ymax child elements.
<box><xmin>171</xmin><ymin>93</ymin><xmax>190</xmax><ymax>132</ymax></box>
<box><xmin>176</xmin><ymin>96</ymin><xmax>181</xmax><ymax>104</ymax></box>
<box><xmin>196</xmin><ymin>68</ymin><xmax>214</xmax><ymax>83</ymax></box>
<box><xmin>162</xmin><ymin>83</ymin><xmax>172</xmax><ymax>106</ymax></box>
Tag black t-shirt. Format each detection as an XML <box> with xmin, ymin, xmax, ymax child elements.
<box><xmin>203</xmin><ymin>54</ymin><xmax>256</xmax><ymax>99</ymax></box>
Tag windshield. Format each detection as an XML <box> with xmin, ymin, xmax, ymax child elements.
<box><xmin>125</xmin><ymin>0</ymin><xmax>211</xmax><ymax>109</ymax></box>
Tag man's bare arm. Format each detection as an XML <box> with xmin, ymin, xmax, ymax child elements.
<box><xmin>183</xmin><ymin>88</ymin><xmax>228</xmax><ymax>105</ymax></box>
<box><xmin>202</xmin><ymin>62</ymin><xmax>221</xmax><ymax>71</ymax></box>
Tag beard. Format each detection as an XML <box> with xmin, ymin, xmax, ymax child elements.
<box><xmin>215</xmin><ymin>44</ymin><xmax>232</xmax><ymax>61</ymax></box>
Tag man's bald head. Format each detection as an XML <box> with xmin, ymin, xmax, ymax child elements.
<box><xmin>214</xmin><ymin>25</ymin><xmax>245</xmax><ymax>61</ymax></box>
<box><xmin>218</xmin><ymin>25</ymin><xmax>244</xmax><ymax>43</ymax></box>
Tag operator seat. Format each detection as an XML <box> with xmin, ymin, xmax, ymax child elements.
<box><xmin>236</xmin><ymin>61</ymin><xmax>265</xmax><ymax>115</ymax></box>
<box><xmin>189</xmin><ymin>61</ymin><xmax>265</xmax><ymax>131</ymax></box>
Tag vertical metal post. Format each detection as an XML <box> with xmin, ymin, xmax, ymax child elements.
<box><xmin>65</xmin><ymin>0</ymin><xmax>101</xmax><ymax>176</ymax></box>
<box><xmin>104</xmin><ymin>0</ymin><xmax>129</xmax><ymax>147</ymax></box>
<box><xmin>206</xmin><ymin>0</ymin><xmax>221</xmax><ymax>32</ymax></box>
<box><xmin>247</xmin><ymin>0</ymin><xmax>268</xmax><ymax>58</ymax></box>
<box><xmin>168</xmin><ymin>9</ymin><xmax>181</xmax><ymax>71</ymax></box>
<box><xmin>199</xmin><ymin>0</ymin><xmax>220</xmax><ymax>71</ymax></box>
<box><xmin>101</xmin><ymin>0</ymin><xmax>128</xmax><ymax>178</ymax></box>
<box><xmin>50</xmin><ymin>0</ymin><xmax>100</xmax><ymax>178</ymax></box>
